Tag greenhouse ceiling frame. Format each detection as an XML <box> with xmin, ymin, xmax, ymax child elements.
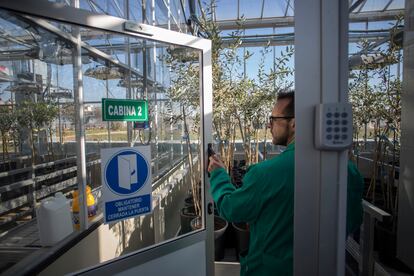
<box><xmin>201</xmin><ymin>0</ymin><xmax>405</xmax><ymax>48</ymax></box>
<box><xmin>215</xmin><ymin>9</ymin><xmax>403</xmax><ymax>30</ymax></box>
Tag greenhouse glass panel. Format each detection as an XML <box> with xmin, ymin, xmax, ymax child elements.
<box><xmin>239</xmin><ymin>0</ymin><xmax>261</xmax><ymax>18</ymax></box>
<box><xmin>214</xmin><ymin>0</ymin><xmax>238</xmax><ymax>20</ymax></box>
<box><xmin>349</xmin><ymin>22</ymin><xmax>367</xmax><ymax>30</ymax></box>
<box><xmin>276</xmin><ymin>26</ymin><xmax>294</xmax><ymax>34</ymax></box>
<box><xmin>243</xmin><ymin>27</ymin><xmax>275</xmax><ymax>35</ymax></box>
<box><xmin>286</xmin><ymin>5</ymin><xmax>294</xmax><ymax>16</ymax></box>
<box><xmin>155</xmin><ymin>0</ymin><xmax>169</xmax><ymax>26</ymax></box>
<box><xmin>128</xmin><ymin>0</ymin><xmax>143</xmax><ymax>22</ymax></box>
<box><xmin>361</xmin><ymin>0</ymin><xmax>390</xmax><ymax>12</ymax></box>
<box><xmin>77</xmin><ymin>0</ymin><xmax>127</xmax><ymax>18</ymax></box>
<box><xmin>388</xmin><ymin>0</ymin><xmax>405</xmax><ymax>10</ymax></box>
<box><xmin>0</xmin><ymin>8</ymin><xmax>204</xmax><ymax>274</ymax></box>
<box><xmin>368</xmin><ymin>20</ymin><xmax>398</xmax><ymax>30</ymax></box>
<box><xmin>0</xmin><ymin>8</ymin><xmax>77</xmax><ymax>257</ymax></box>
<box><xmin>262</xmin><ymin>0</ymin><xmax>288</xmax><ymax>17</ymax></box>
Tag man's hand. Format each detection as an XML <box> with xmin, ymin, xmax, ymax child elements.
<box><xmin>208</xmin><ymin>154</ymin><xmax>225</xmax><ymax>173</ymax></box>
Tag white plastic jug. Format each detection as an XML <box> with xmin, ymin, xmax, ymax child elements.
<box><xmin>36</xmin><ymin>192</ymin><xmax>74</xmax><ymax>246</ymax></box>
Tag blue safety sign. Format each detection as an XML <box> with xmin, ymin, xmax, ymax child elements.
<box><xmin>101</xmin><ymin>146</ymin><xmax>152</xmax><ymax>224</ymax></box>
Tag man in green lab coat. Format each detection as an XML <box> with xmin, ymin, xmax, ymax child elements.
<box><xmin>208</xmin><ymin>91</ymin><xmax>364</xmax><ymax>276</ymax></box>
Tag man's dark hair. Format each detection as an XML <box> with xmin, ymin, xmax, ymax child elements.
<box><xmin>277</xmin><ymin>91</ymin><xmax>294</xmax><ymax>117</ymax></box>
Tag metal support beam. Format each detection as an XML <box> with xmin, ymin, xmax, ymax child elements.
<box><xmin>260</xmin><ymin>0</ymin><xmax>265</xmax><ymax>19</ymax></box>
<box><xmin>356</xmin><ymin>0</ymin><xmax>368</xmax><ymax>13</ymax></box>
<box><xmin>383</xmin><ymin>0</ymin><xmax>394</xmax><ymax>11</ymax></box>
<box><xmin>221</xmin><ymin>31</ymin><xmax>390</xmax><ymax>47</ymax></box>
<box><xmin>215</xmin><ymin>10</ymin><xmax>403</xmax><ymax>30</ymax></box>
<box><xmin>284</xmin><ymin>0</ymin><xmax>291</xmax><ymax>17</ymax></box>
<box><xmin>22</xmin><ymin>16</ymin><xmax>146</xmax><ymax>80</ymax></box>
<box><xmin>71</xmin><ymin>0</ymin><xmax>88</xmax><ymax>231</ymax></box>
<box><xmin>349</xmin><ymin>0</ymin><xmax>365</xmax><ymax>13</ymax></box>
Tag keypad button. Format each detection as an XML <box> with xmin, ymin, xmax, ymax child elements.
<box><xmin>334</xmin><ymin>127</ymin><xmax>340</xmax><ymax>132</ymax></box>
<box><xmin>342</xmin><ymin>134</ymin><xmax>348</xmax><ymax>140</ymax></box>
<box><xmin>334</xmin><ymin>134</ymin><xmax>340</xmax><ymax>140</ymax></box>
<box><xmin>341</xmin><ymin>112</ymin><xmax>348</xmax><ymax>118</ymax></box>
<box><xmin>342</xmin><ymin>127</ymin><xmax>347</xmax><ymax>132</ymax></box>
<box><xmin>326</xmin><ymin>135</ymin><xmax>332</xmax><ymax>140</ymax></box>
<box><xmin>334</xmin><ymin>112</ymin><xmax>340</xmax><ymax>118</ymax></box>
<box><xmin>327</xmin><ymin>127</ymin><xmax>332</xmax><ymax>132</ymax></box>
<box><xmin>334</xmin><ymin>120</ymin><xmax>339</xmax><ymax>125</ymax></box>
<box><xmin>327</xmin><ymin>120</ymin><xmax>332</xmax><ymax>125</ymax></box>
<box><xmin>326</xmin><ymin>113</ymin><xmax>332</xmax><ymax>118</ymax></box>
<box><xmin>342</xmin><ymin>120</ymin><xmax>348</xmax><ymax>125</ymax></box>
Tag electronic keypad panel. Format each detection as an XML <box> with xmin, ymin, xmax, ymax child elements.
<box><xmin>315</xmin><ymin>103</ymin><xmax>353</xmax><ymax>151</ymax></box>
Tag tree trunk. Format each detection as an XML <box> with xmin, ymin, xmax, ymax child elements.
<box><xmin>29</xmin><ymin>127</ymin><xmax>36</xmax><ymax>217</ymax></box>
<box><xmin>49</xmin><ymin>126</ymin><xmax>55</xmax><ymax>161</ymax></box>
<box><xmin>230</xmin><ymin>123</ymin><xmax>236</xmax><ymax>173</ymax></box>
<box><xmin>182</xmin><ymin>106</ymin><xmax>200</xmax><ymax>217</ymax></box>
<box><xmin>2</xmin><ymin>133</ymin><xmax>5</xmax><ymax>163</ymax></box>
<box><xmin>214</xmin><ymin>121</ymin><xmax>225</xmax><ymax>162</ymax></box>
<box><xmin>263</xmin><ymin>125</ymin><xmax>268</xmax><ymax>160</ymax></box>
<box><xmin>255</xmin><ymin>129</ymin><xmax>259</xmax><ymax>163</ymax></box>
<box><xmin>364</xmin><ymin>122</ymin><xmax>367</xmax><ymax>150</ymax></box>
<box><xmin>390</xmin><ymin>128</ymin><xmax>397</xmax><ymax>215</ymax></box>
<box><xmin>355</xmin><ymin>126</ymin><xmax>359</xmax><ymax>168</ymax></box>
<box><xmin>237</xmin><ymin>117</ymin><xmax>249</xmax><ymax>165</ymax></box>
<box><xmin>5</xmin><ymin>134</ymin><xmax>9</xmax><ymax>160</ymax></box>
<box><xmin>246</xmin><ymin>123</ymin><xmax>251</xmax><ymax>165</ymax></box>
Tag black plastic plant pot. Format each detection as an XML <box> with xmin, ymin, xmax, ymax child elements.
<box><xmin>232</xmin><ymin>222</ymin><xmax>250</xmax><ymax>260</ymax></box>
<box><xmin>375</xmin><ymin>222</ymin><xmax>397</xmax><ymax>265</ymax></box>
<box><xmin>214</xmin><ymin>216</ymin><xmax>228</xmax><ymax>261</ymax></box>
<box><xmin>184</xmin><ymin>195</ymin><xmax>194</xmax><ymax>207</ymax></box>
<box><xmin>224</xmin><ymin>220</ymin><xmax>236</xmax><ymax>248</ymax></box>
<box><xmin>180</xmin><ymin>205</ymin><xmax>197</xmax><ymax>234</ymax></box>
<box><xmin>189</xmin><ymin>215</ymin><xmax>228</xmax><ymax>261</ymax></box>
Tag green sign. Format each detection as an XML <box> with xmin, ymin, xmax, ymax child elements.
<box><xmin>102</xmin><ymin>98</ymin><xmax>148</xmax><ymax>121</ymax></box>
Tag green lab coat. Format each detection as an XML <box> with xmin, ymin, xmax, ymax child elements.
<box><xmin>210</xmin><ymin>142</ymin><xmax>364</xmax><ymax>276</ymax></box>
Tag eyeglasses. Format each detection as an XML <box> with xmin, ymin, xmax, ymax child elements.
<box><xmin>269</xmin><ymin>115</ymin><xmax>294</xmax><ymax>124</ymax></box>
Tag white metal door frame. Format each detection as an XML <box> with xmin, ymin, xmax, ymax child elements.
<box><xmin>1</xmin><ymin>0</ymin><xmax>353</xmax><ymax>275</ymax></box>
<box><xmin>0</xmin><ymin>1</ymin><xmax>214</xmax><ymax>275</ymax></box>
<box><xmin>294</xmin><ymin>0</ymin><xmax>349</xmax><ymax>275</ymax></box>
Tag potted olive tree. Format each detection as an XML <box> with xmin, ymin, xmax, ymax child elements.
<box><xmin>349</xmin><ymin>20</ymin><xmax>402</xmax><ymax>265</ymax></box>
<box><xmin>16</xmin><ymin>100</ymin><xmax>59</xmax><ymax>213</ymax></box>
<box><xmin>0</xmin><ymin>104</ymin><xmax>16</xmax><ymax>167</ymax></box>
<box><xmin>163</xmin><ymin>46</ymin><xmax>202</xmax><ymax>234</ymax></box>
<box><xmin>191</xmin><ymin>0</ymin><xmax>297</xmax><ymax>260</ymax></box>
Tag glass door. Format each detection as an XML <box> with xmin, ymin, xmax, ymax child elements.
<box><xmin>0</xmin><ymin>1</ymin><xmax>213</xmax><ymax>275</ymax></box>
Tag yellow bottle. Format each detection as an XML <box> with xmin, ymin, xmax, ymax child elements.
<box><xmin>72</xmin><ymin>185</ymin><xmax>97</xmax><ymax>230</ymax></box>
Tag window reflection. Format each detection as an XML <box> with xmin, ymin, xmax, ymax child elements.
<box><xmin>0</xmin><ymin>9</ymin><xmax>203</xmax><ymax>275</ymax></box>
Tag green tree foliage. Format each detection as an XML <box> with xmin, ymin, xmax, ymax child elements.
<box><xmin>349</xmin><ymin>19</ymin><xmax>402</xmax><ymax>216</ymax></box>
<box><xmin>197</xmin><ymin>1</ymin><xmax>294</xmax><ymax>167</ymax></box>
<box><xmin>0</xmin><ymin>104</ymin><xmax>16</xmax><ymax>161</ymax></box>
<box><xmin>17</xmin><ymin>100</ymin><xmax>59</xmax><ymax>162</ymax></box>
<box><xmin>162</xmin><ymin>0</ymin><xmax>295</xmax><ymax>213</ymax></box>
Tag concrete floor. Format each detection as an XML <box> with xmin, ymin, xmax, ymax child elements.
<box><xmin>215</xmin><ymin>262</ymin><xmax>240</xmax><ymax>276</ymax></box>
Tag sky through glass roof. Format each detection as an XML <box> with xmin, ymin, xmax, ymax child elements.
<box><xmin>210</xmin><ymin>0</ymin><xmax>404</xmax><ymax>21</ymax></box>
